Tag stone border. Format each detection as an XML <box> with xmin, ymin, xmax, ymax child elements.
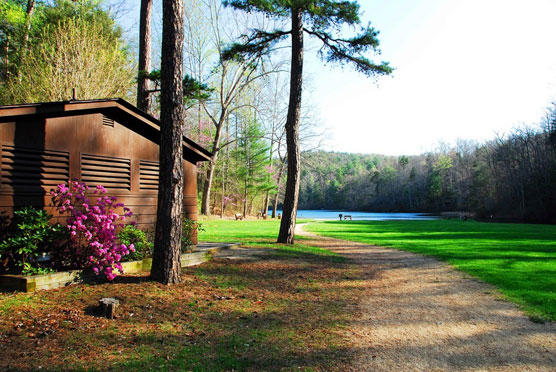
<box><xmin>0</xmin><ymin>243</ymin><xmax>240</xmax><ymax>292</ymax></box>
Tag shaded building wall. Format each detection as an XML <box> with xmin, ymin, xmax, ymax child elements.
<box><xmin>0</xmin><ymin>112</ymin><xmax>199</xmax><ymax>243</ymax></box>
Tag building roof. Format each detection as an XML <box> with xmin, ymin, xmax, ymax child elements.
<box><xmin>0</xmin><ymin>98</ymin><xmax>212</xmax><ymax>163</ymax></box>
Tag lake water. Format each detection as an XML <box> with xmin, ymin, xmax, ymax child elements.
<box><xmin>270</xmin><ymin>209</ymin><xmax>438</xmax><ymax>221</ymax></box>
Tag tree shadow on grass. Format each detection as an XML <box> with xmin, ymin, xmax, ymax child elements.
<box><xmin>0</xmin><ymin>247</ymin><xmax>369</xmax><ymax>371</ymax></box>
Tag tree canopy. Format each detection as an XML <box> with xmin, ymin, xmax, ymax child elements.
<box><xmin>222</xmin><ymin>0</ymin><xmax>392</xmax><ymax>77</ymax></box>
<box><xmin>0</xmin><ymin>0</ymin><xmax>134</xmax><ymax>104</ymax></box>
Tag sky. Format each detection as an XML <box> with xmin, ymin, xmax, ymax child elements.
<box><xmin>114</xmin><ymin>0</ymin><xmax>556</xmax><ymax>156</ymax></box>
<box><xmin>308</xmin><ymin>0</ymin><xmax>556</xmax><ymax>155</ymax></box>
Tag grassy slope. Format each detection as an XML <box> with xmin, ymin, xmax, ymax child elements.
<box><xmin>306</xmin><ymin>219</ymin><xmax>556</xmax><ymax>320</ymax></box>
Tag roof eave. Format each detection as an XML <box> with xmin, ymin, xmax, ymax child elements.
<box><xmin>0</xmin><ymin>98</ymin><xmax>213</xmax><ymax>162</ymax></box>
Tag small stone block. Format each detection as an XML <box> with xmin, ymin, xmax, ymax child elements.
<box><xmin>99</xmin><ymin>297</ymin><xmax>119</xmax><ymax>319</ymax></box>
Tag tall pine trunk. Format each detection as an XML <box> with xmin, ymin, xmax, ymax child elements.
<box><xmin>151</xmin><ymin>0</ymin><xmax>185</xmax><ymax>285</ymax></box>
<box><xmin>137</xmin><ymin>0</ymin><xmax>153</xmax><ymax>112</ymax></box>
<box><xmin>277</xmin><ymin>8</ymin><xmax>303</xmax><ymax>244</ymax></box>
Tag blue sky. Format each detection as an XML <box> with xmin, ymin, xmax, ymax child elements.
<box><xmin>308</xmin><ymin>0</ymin><xmax>556</xmax><ymax>154</ymax></box>
<box><xmin>114</xmin><ymin>0</ymin><xmax>556</xmax><ymax>155</ymax></box>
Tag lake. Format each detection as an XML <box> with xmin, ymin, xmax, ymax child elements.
<box><xmin>270</xmin><ymin>209</ymin><xmax>438</xmax><ymax>221</ymax></box>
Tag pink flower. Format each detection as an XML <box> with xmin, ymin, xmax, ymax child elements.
<box><xmin>50</xmin><ymin>180</ymin><xmax>137</xmax><ymax>281</ymax></box>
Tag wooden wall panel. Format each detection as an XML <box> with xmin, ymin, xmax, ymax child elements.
<box><xmin>0</xmin><ymin>112</ymin><xmax>201</xmax><ymax>236</ymax></box>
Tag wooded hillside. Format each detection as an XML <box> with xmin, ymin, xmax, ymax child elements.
<box><xmin>299</xmin><ymin>114</ymin><xmax>556</xmax><ymax>223</ymax></box>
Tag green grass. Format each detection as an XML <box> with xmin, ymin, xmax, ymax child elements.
<box><xmin>198</xmin><ymin>218</ymin><xmax>283</xmax><ymax>243</ymax></box>
<box><xmin>306</xmin><ymin>219</ymin><xmax>556</xmax><ymax>321</ymax></box>
<box><xmin>199</xmin><ymin>218</ymin><xmax>342</xmax><ymax>261</ymax></box>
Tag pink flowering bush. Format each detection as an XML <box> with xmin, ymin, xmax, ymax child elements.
<box><xmin>50</xmin><ymin>181</ymin><xmax>134</xmax><ymax>280</ymax></box>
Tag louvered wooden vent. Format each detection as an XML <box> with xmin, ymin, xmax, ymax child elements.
<box><xmin>139</xmin><ymin>160</ymin><xmax>159</xmax><ymax>190</ymax></box>
<box><xmin>1</xmin><ymin>145</ymin><xmax>70</xmax><ymax>190</ymax></box>
<box><xmin>102</xmin><ymin>115</ymin><xmax>114</xmax><ymax>127</ymax></box>
<box><xmin>81</xmin><ymin>154</ymin><xmax>131</xmax><ymax>190</ymax></box>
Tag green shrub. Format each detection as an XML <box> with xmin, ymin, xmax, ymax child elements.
<box><xmin>116</xmin><ymin>218</ymin><xmax>201</xmax><ymax>258</ymax></box>
<box><xmin>117</xmin><ymin>225</ymin><xmax>153</xmax><ymax>261</ymax></box>
<box><xmin>182</xmin><ymin>218</ymin><xmax>203</xmax><ymax>253</ymax></box>
<box><xmin>0</xmin><ymin>207</ymin><xmax>64</xmax><ymax>275</ymax></box>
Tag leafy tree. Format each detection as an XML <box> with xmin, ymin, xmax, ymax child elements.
<box><xmin>141</xmin><ymin>69</ymin><xmax>213</xmax><ymax>109</ymax></box>
<box><xmin>1</xmin><ymin>1</ymin><xmax>31</xmax><ymax>79</ymax></box>
<box><xmin>0</xmin><ymin>0</ymin><xmax>134</xmax><ymax>104</ymax></box>
<box><xmin>232</xmin><ymin>120</ymin><xmax>275</xmax><ymax>215</ymax></box>
<box><xmin>398</xmin><ymin>155</ymin><xmax>409</xmax><ymax>169</ymax></box>
<box><xmin>223</xmin><ymin>0</ymin><xmax>392</xmax><ymax>243</ymax></box>
<box><xmin>0</xmin><ymin>0</ymin><xmax>40</xmax><ymax>80</ymax></box>
<box><xmin>39</xmin><ymin>0</ymin><xmax>123</xmax><ymax>41</ymax></box>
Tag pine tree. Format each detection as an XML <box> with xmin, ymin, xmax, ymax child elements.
<box><xmin>223</xmin><ymin>0</ymin><xmax>392</xmax><ymax>243</ymax></box>
<box><xmin>232</xmin><ymin>119</ymin><xmax>275</xmax><ymax>216</ymax></box>
<box><xmin>150</xmin><ymin>0</ymin><xmax>185</xmax><ymax>285</ymax></box>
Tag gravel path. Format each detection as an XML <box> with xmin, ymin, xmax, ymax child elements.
<box><xmin>296</xmin><ymin>224</ymin><xmax>556</xmax><ymax>371</ymax></box>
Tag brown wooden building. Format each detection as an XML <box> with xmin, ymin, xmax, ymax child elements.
<box><xmin>0</xmin><ymin>98</ymin><xmax>211</xmax><ymax>241</ymax></box>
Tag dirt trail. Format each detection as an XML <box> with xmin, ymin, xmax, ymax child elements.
<box><xmin>295</xmin><ymin>224</ymin><xmax>556</xmax><ymax>372</ymax></box>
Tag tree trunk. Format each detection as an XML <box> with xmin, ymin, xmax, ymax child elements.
<box><xmin>201</xmin><ymin>160</ymin><xmax>216</xmax><ymax>215</ymax></box>
<box><xmin>17</xmin><ymin>0</ymin><xmax>35</xmax><ymax>79</ymax></box>
<box><xmin>22</xmin><ymin>0</ymin><xmax>35</xmax><ymax>52</ymax></box>
<box><xmin>137</xmin><ymin>0</ymin><xmax>153</xmax><ymax>112</ymax></box>
<box><xmin>272</xmin><ymin>193</ymin><xmax>279</xmax><ymax>218</ymax></box>
<box><xmin>151</xmin><ymin>0</ymin><xmax>185</xmax><ymax>285</ymax></box>
<box><xmin>277</xmin><ymin>9</ymin><xmax>303</xmax><ymax>244</ymax></box>
<box><xmin>200</xmin><ymin>116</ymin><xmax>225</xmax><ymax>215</ymax></box>
<box><xmin>4</xmin><ymin>36</ymin><xmax>9</xmax><ymax>78</ymax></box>
<box><xmin>243</xmin><ymin>188</ymin><xmax>248</xmax><ymax>217</ymax></box>
<box><xmin>220</xmin><ymin>171</ymin><xmax>225</xmax><ymax>218</ymax></box>
<box><xmin>272</xmin><ymin>159</ymin><xmax>286</xmax><ymax>218</ymax></box>
<box><xmin>263</xmin><ymin>191</ymin><xmax>269</xmax><ymax>216</ymax></box>
<box><xmin>244</xmin><ymin>155</ymin><xmax>249</xmax><ymax>217</ymax></box>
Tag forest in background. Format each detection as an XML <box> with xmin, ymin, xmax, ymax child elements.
<box><xmin>299</xmin><ymin>113</ymin><xmax>556</xmax><ymax>223</ymax></box>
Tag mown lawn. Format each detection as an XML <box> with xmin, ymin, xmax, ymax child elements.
<box><xmin>198</xmin><ymin>218</ymin><xmax>341</xmax><ymax>260</ymax></box>
<box><xmin>306</xmin><ymin>219</ymin><xmax>556</xmax><ymax>321</ymax></box>
<box><xmin>0</xmin><ymin>219</ymin><xmax>362</xmax><ymax>371</ymax></box>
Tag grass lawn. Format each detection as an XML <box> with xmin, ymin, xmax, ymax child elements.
<box><xmin>306</xmin><ymin>219</ymin><xmax>556</xmax><ymax>321</ymax></box>
<box><xmin>198</xmin><ymin>218</ymin><xmax>341</xmax><ymax>260</ymax></box>
<box><xmin>0</xmin><ymin>220</ymin><xmax>363</xmax><ymax>371</ymax></box>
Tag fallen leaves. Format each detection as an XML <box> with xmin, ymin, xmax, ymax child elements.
<box><xmin>0</xmin><ymin>250</ymin><xmax>365</xmax><ymax>371</ymax></box>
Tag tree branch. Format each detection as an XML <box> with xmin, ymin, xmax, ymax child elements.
<box><xmin>221</xmin><ymin>29</ymin><xmax>291</xmax><ymax>61</ymax></box>
<box><xmin>304</xmin><ymin>27</ymin><xmax>393</xmax><ymax>77</ymax></box>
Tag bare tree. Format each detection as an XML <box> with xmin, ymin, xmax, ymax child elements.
<box><xmin>196</xmin><ymin>2</ymin><xmax>283</xmax><ymax>215</ymax></box>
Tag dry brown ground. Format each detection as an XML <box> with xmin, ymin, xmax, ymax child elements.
<box><xmin>296</xmin><ymin>224</ymin><xmax>556</xmax><ymax>372</ymax></box>
<box><xmin>0</xmin><ymin>243</ymin><xmax>362</xmax><ymax>371</ymax></box>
